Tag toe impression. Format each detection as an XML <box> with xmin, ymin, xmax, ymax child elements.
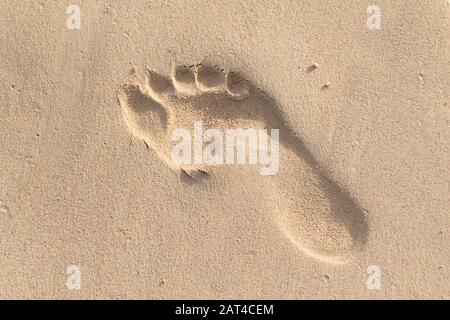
<box><xmin>226</xmin><ymin>72</ymin><xmax>250</xmax><ymax>100</ymax></box>
<box><xmin>145</xmin><ymin>69</ymin><xmax>175</xmax><ymax>103</ymax></box>
<box><xmin>195</xmin><ymin>64</ymin><xmax>226</xmax><ymax>92</ymax></box>
<box><xmin>172</xmin><ymin>65</ymin><xmax>198</xmax><ymax>94</ymax></box>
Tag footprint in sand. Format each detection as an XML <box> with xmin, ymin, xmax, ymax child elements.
<box><xmin>118</xmin><ymin>63</ymin><xmax>369</xmax><ymax>264</ymax></box>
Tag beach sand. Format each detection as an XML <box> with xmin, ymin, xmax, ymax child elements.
<box><xmin>0</xmin><ymin>1</ymin><xmax>448</xmax><ymax>299</ymax></box>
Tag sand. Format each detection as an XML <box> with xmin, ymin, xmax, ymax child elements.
<box><xmin>0</xmin><ymin>1</ymin><xmax>448</xmax><ymax>299</ymax></box>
